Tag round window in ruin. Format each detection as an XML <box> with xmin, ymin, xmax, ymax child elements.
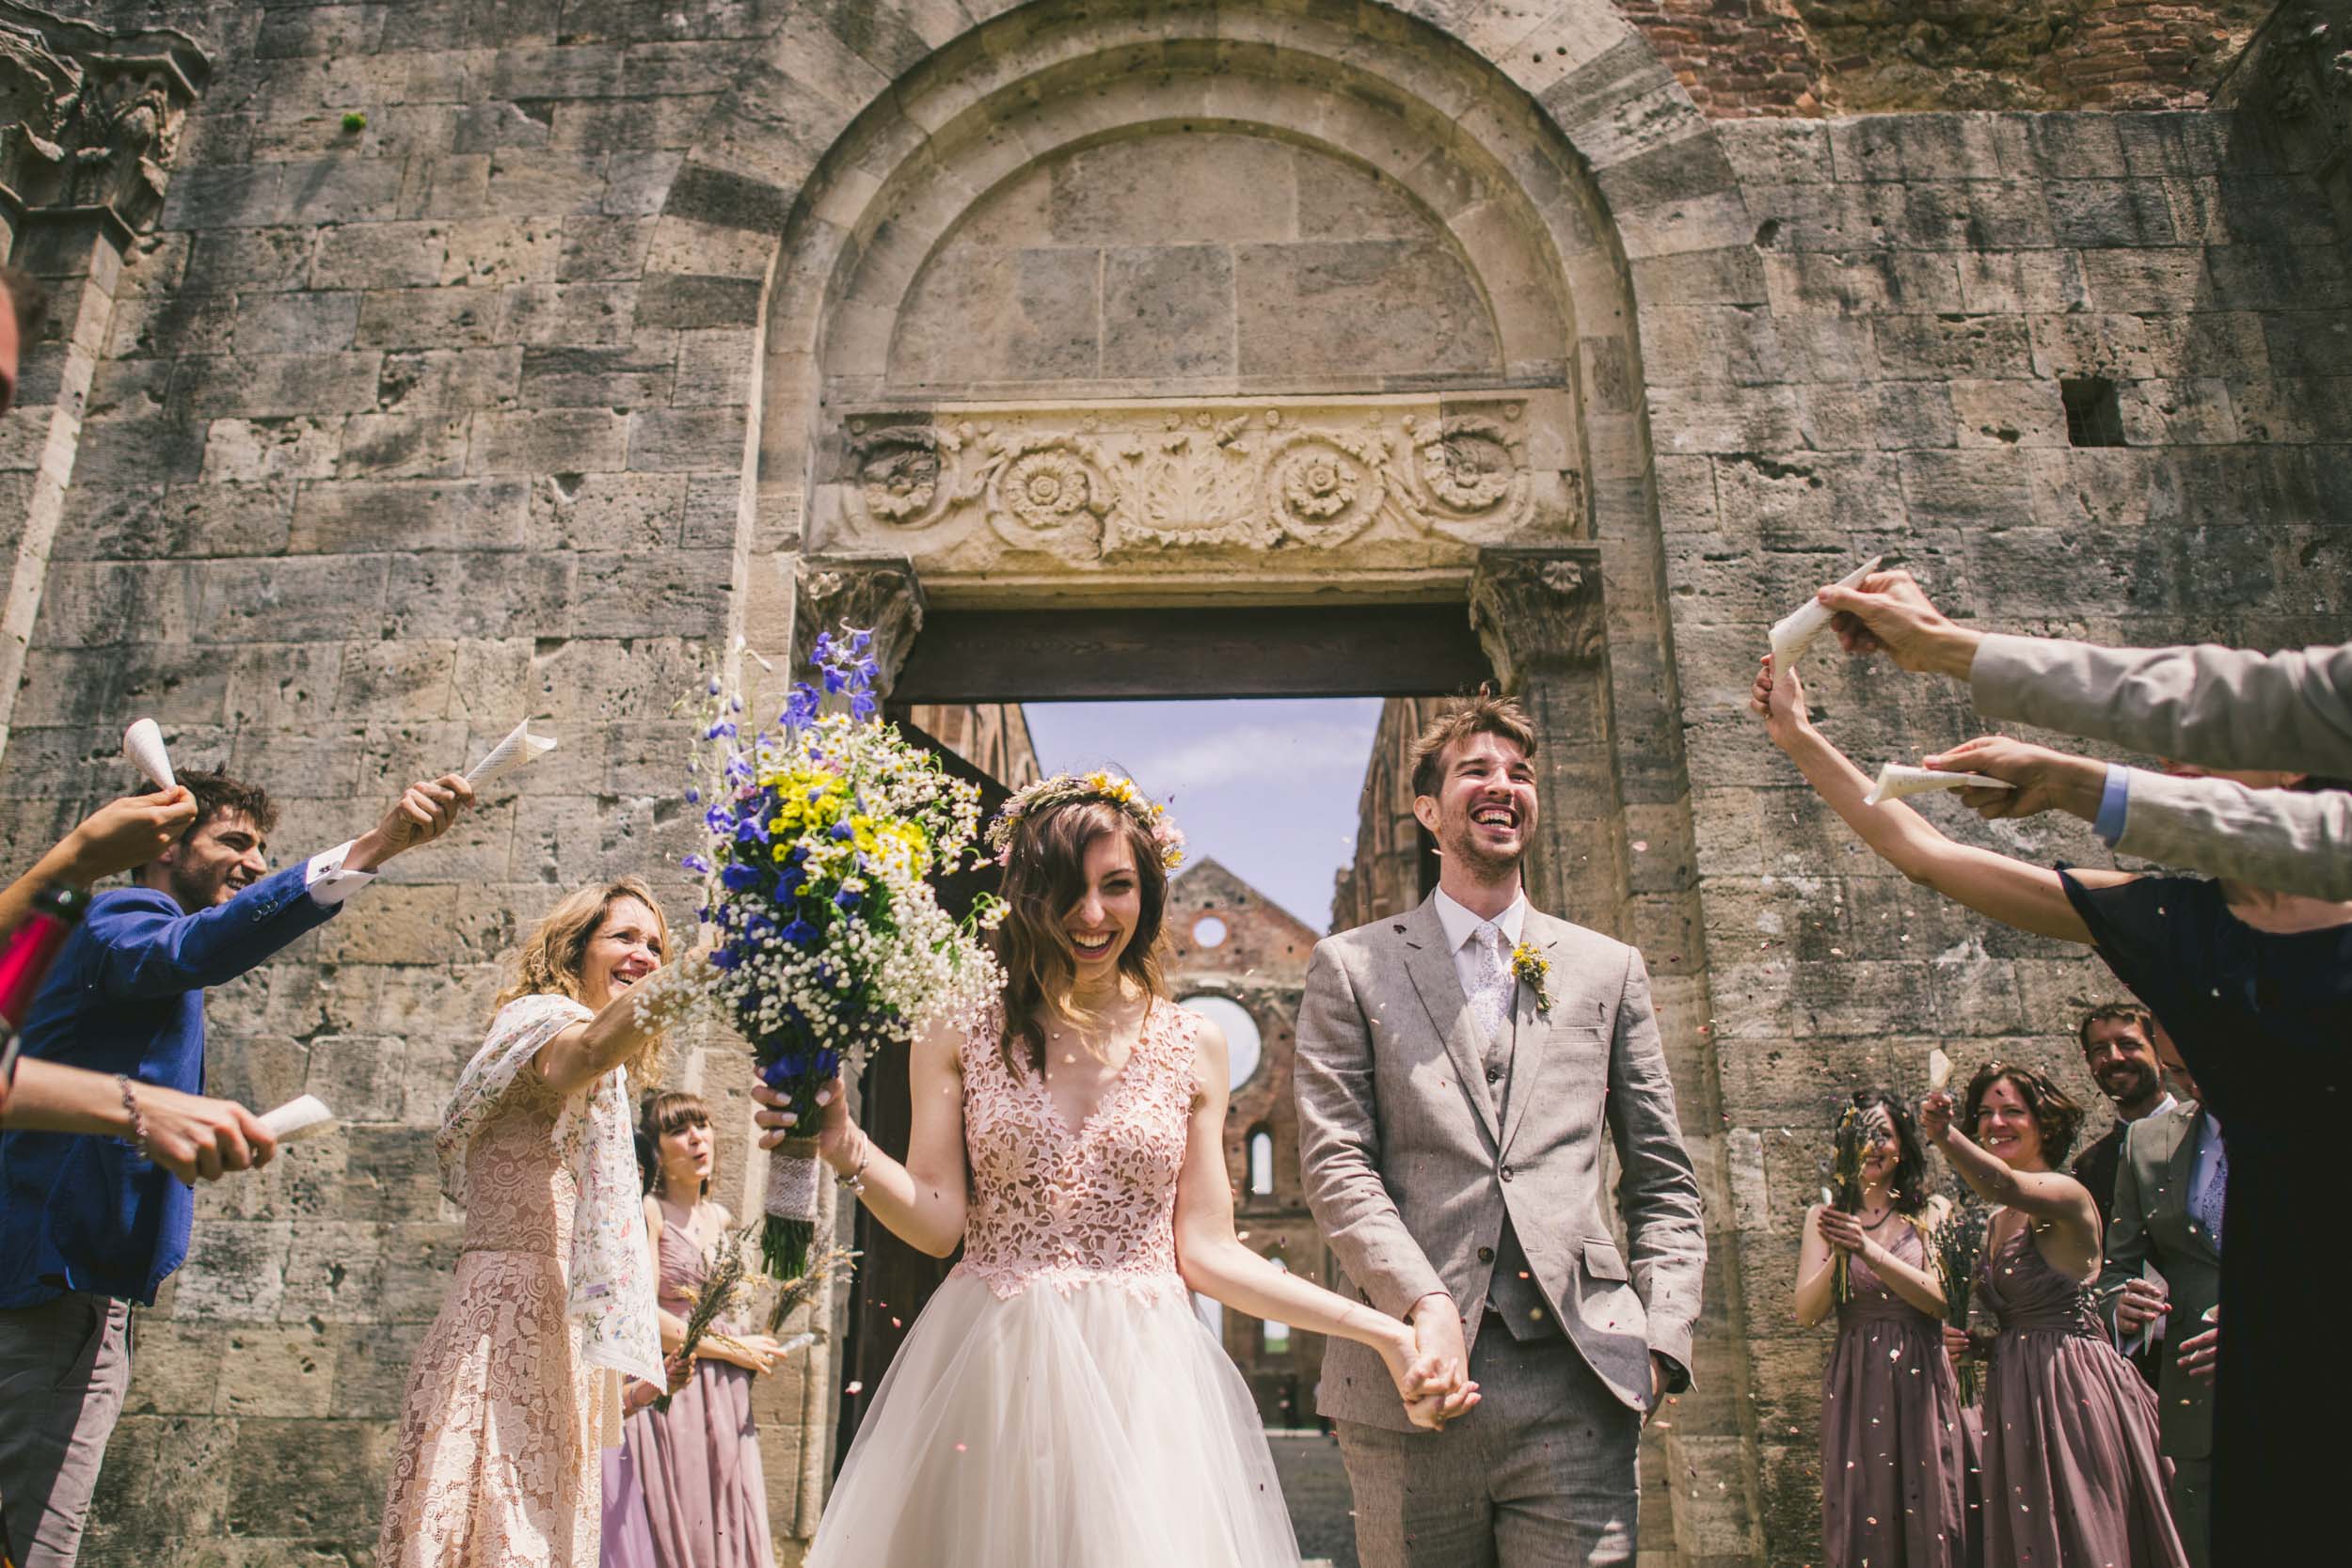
<box><xmin>1192</xmin><ymin>914</ymin><xmax>1229</xmax><ymax>949</ymax></box>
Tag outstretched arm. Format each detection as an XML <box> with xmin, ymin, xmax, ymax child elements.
<box><xmin>1750</xmin><ymin>656</ymin><xmax>2122</xmax><ymax>943</ymax></box>
<box><xmin>753</xmin><ymin>1018</ymin><xmax>971</xmax><ymax>1259</ymax></box>
<box><xmin>1175</xmin><ymin>1017</ymin><xmax>1457</xmax><ymax>1429</ymax></box>
<box><xmin>0</xmin><ymin>790</ymin><xmax>198</xmax><ymax>940</ymax></box>
<box><xmin>1919</xmin><ymin>1090</ymin><xmax>2102</xmax><ymax>1272</ymax></box>
<box><xmin>532</xmin><ymin>956</ymin><xmax>704</xmax><ymax>1098</ymax></box>
<box><xmin>0</xmin><ymin>1059</ymin><xmax>276</xmax><ymax>1183</ymax></box>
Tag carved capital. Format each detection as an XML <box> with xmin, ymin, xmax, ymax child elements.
<box><xmin>0</xmin><ymin>3</ymin><xmax>209</xmax><ymax>242</ymax></box>
<box><xmin>1469</xmin><ymin>546</ymin><xmax>1606</xmax><ymax>689</ymax></box>
<box><xmin>793</xmin><ymin>557</ymin><xmax>926</xmax><ymax>698</ymax></box>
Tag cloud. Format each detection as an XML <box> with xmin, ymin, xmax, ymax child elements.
<box><xmin>1126</xmin><ymin>720</ymin><xmax>1376</xmax><ymax>795</ymax></box>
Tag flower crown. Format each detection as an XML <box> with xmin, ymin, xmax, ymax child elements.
<box><xmin>986</xmin><ymin>770</ymin><xmax>1186</xmax><ymax>870</ymax></box>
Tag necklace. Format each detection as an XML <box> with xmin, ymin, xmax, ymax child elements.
<box><xmin>1859</xmin><ymin>1207</ymin><xmax>1897</xmax><ymax>1230</ymax></box>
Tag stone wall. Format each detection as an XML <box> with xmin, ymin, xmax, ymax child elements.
<box><xmin>0</xmin><ymin>4</ymin><xmax>2344</xmax><ymax>1567</ymax></box>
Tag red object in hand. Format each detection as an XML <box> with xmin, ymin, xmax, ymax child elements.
<box><xmin>0</xmin><ymin>883</ymin><xmax>89</xmax><ymax>1085</ymax></box>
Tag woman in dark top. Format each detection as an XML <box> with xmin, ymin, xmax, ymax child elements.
<box><xmin>1753</xmin><ymin>657</ymin><xmax>2352</xmax><ymax>1567</ymax></box>
<box><xmin>1794</xmin><ymin>1089</ymin><xmax>1971</xmax><ymax>1567</ymax></box>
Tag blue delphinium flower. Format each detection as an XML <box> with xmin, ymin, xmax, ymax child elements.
<box><xmin>681</xmin><ymin>853</ymin><xmax>711</xmax><ymax>875</ymax></box>
<box><xmin>781</xmin><ymin>917</ymin><xmax>819</xmax><ymax>947</ymax></box>
<box><xmin>720</xmin><ymin>862</ymin><xmax>761</xmax><ymax>892</ymax></box>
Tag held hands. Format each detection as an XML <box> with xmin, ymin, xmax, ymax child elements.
<box><xmin>1819</xmin><ymin>568</ymin><xmax>1981</xmax><ymax>679</ymax></box>
<box><xmin>63</xmin><ymin>789</ymin><xmax>199</xmax><ymax>884</ymax></box>
<box><xmin>1388</xmin><ymin>1292</ymin><xmax>1480</xmax><ymax>1431</ymax></box>
<box><xmin>348</xmin><ymin>774</ymin><xmax>476</xmax><ymax>871</ymax></box>
<box><xmin>2115</xmin><ymin>1276</ymin><xmax>2169</xmax><ymax>1337</ymax></box>
<box><xmin>1747</xmin><ymin>656</ymin><xmax>1811</xmax><ymax>748</ymax></box>
<box><xmin>1923</xmin><ymin>736</ymin><xmax>2106</xmax><ymax>823</ymax></box>
<box><xmin>140</xmin><ymin>1085</ymin><xmax>278</xmax><ymax>1183</ymax></box>
<box><xmin>1816</xmin><ymin>1207</ymin><xmax>1873</xmax><ymax>1259</ymax></box>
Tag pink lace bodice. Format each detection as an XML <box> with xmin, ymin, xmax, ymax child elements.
<box><xmin>952</xmin><ymin>1000</ymin><xmax>1202</xmax><ymax>1303</ymax></box>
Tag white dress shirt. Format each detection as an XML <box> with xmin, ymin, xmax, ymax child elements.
<box><xmin>1432</xmin><ymin>885</ymin><xmax>1528</xmax><ymax>1028</ymax></box>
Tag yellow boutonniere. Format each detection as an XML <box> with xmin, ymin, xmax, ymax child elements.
<box><xmin>1510</xmin><ymin>942</ymin><xmax>1552</xmax><ymax>1014</ymax></box>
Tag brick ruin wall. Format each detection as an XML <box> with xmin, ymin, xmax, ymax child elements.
<box><xmin>0</xmin><ymin>3</ymin><xmax>2344</xmax><ymax>1566</ymax></box>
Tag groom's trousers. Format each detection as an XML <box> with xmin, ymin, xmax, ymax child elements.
<box><xmin>0</xmin><ymin>1292</ymin><xmax>132</xmax><ymax>1568</ymax></box>
<box><xmin>1334</xmin><ymin>1320</ymin><xmax>1641</xmax><ymax>1568</ymax></box>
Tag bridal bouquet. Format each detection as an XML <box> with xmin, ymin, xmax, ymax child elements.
<box><xmin>679</xmin><ymin>628</ymin><xmax>1005</xmax><ymax>1277</ymax></box>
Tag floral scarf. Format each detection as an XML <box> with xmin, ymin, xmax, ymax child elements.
<box><xmin>438</xmin><ymin>992</ymin><xmax>665</xmax><ymax>1390</ymax></box>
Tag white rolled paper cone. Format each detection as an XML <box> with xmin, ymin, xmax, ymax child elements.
<box><xmin>1865</xmin><ymin>763</ymin><xmax>2016</xmax><ymax>806</ymax></box>
<box><xmin>1927</xmin><ymin>1047</ymin><xmax>1954</xmax><ymax>1093</ymax></box>
<box><xmin>1768</xmin><ymin>554</ymin><xmax>1885</xmax><ymax>672</ymax></box>
<box><xmin>259</xmin><ymin>1094</ymin><xmax>338</xmax><ymax>1143</ymax></box>
<box><xmin>123</xmin><ymin>719</ymin><xmax>175</xmax><ymax>792</ymax></box>
<box><xmin>464</xmin><ymin>717</ymin><xmax>558</xmax><ymax>789</ymax></box>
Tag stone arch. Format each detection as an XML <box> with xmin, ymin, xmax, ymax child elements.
<box><xmin>639</xmin><ymin>1</ymin><xmax>1759</xmax><ymax>1559</ymax></box>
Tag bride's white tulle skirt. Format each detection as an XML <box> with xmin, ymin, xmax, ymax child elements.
<box><xmin>806</xmin><ymin>1272</ymin><xmax>1301</xmax><ymax>1567</ymax></box>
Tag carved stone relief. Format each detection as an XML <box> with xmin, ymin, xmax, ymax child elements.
<box><xmin>0</xmin><ymin>3</ymin><xmax>207</xmax><ymax>235</ymax></box>
<box><xmin>834</xmin><ymin>396</ymin><xmax>1576</xmax><ymax>567</ymax></box>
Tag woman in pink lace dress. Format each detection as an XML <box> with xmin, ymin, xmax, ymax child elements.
<box><xmin>753</xmin><ymin>777</ymin><xmax>1465</xmax><ymax>1567</ymax></box>
<box><xmin>378</xmin><ymin>879</ymin><xmax>685</xmax><ymax>1568</ymax></box>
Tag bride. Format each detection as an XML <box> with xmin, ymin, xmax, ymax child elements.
<box><xmin>753</xmin><ymin>773</ymin><xmax>1467</xmax><ymax>1565</ymax></box>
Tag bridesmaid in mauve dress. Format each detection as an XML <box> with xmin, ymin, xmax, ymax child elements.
<box><xmin>1926</xmin><ymin>1063</ymin><xmax>2186</xmax><ymax>1568</ymax></box>
<box><xmin>626</xmin><ymin>1091</ymin><xmax>782</xmax><ymax>1568</ymax></box>
<box><xmin>1796</xmin><ymin>1089</ymin><xmax>1972</xmax><ymax>1568</ymax></box>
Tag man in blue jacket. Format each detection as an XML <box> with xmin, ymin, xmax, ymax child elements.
<box><xmin>0</xmin><ymin>764</ymin><xmax>471</xmax><ymax>1568</ymax></box>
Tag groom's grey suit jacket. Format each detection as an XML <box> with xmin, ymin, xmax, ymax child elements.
<box><xmin>1295</xmin><ymin>894</ymin><xmax>1707</xmax><ymax>1431</ymax></box>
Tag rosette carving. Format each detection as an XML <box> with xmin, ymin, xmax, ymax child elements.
<box><xmin>1263</xmin><ymin>431</ymin><xmax>1392</xmax><ymax>546</ymax></box>
<box><xmin>851</xmin><ymin>426</ymin><xmax>954</xmax><ymax>528</ymax></box>
<box><xmin>1410</xmin><ymin>416</ymin><xmax>1525</xmax><ymax>521</ymax></box>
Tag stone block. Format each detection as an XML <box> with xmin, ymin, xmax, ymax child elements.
<box><xmin>517</xmin><ymin>342</ymin><xmax>676</xmax><ymax>407</ymax></box>
<box><xmin>439</xmin><ymin>216</ymin><xmax>563</xmax><ymax>288</ymax></box>
<box><xmin>178</xmin><ymin>352</ymin><xmax>385</xmax><ymax>420</ymax></box>
<box><xmin>1235</xmin><ymin>239</ymin><xmax>1499</xmax><ymax>379</ymax></box>
<box><xmin>559</xmin><ymin>214</ymin><xmax>655</xmax><ymax>281</ymax></box>
<box><xmin>278</xmin><ymin>155</ymin><xmax>409</xmax><ymax>224</ymax></box>
<box><xmin>1647</xmin><ymin>385</ymin><xmax>1804</xmax><ymax>455</ymax></box>
<box><xmin>108</xmin><ymin>289</ymin><xmax>238</xmax><ymax>357</ymax></box>
<box><xmin>357</xmin><ymin>284</ymin><xmax>506</xmax><ymax>348</ymax></box>
<box><xmin>292</xmin><ymin>477</ymin><xmax>530</xmax><ymax>552</ymax></box>
<box><xmin>2044</xmin><ymin>179</ymin><xmax>2178</xmax><ymax>247</ymax></box>
<box><xmin>560</xmin><ymin>546</ymin><xmax>731</xmax><ymax>637</ymax></box>
<box><xmin>374</xmin><ymin>344</ymin><xmax>520</xmax><ymax>415</ymax></box>
<box><xmin>626</xmin><ymin>405</ymin><xmax>746</xmax><ymax>471</ymax></box>
<box><xmin>382</xmin><ymin>548</ymin><xmax>576</xmax><ymax>639</ymax></box>
<box><xmin>1949</xmin><ymin>378</ymin><xmax>2070</xmax><ymax>449</ymax></box>
<box><xmin>216</xmin><ymin>1323</ymin><xmax>339</xmax><ymax>1417</ymax></box>
<box><xmin>172</xmin><ymin>1219</ymin><xmax>294</xmax><ymax>1321</ymax></box>
<box><xmin>35</xmin><ymin>561</ymin><xmax>194</xmax><ymax>646</ymax></box>
<box><xmin>190</xmin><ymin>556</ymin><xmax>389</xmax><ymax>643</ymax></box>
<box><xmin>634</xmin><ymin>272</ymin><xmax>762</xmax><ymax>330</ymax></box>
<box><xmin>338</xmin><ymin>412</ymin><xmax>472</xmax><ymax>478</ymax></box>
<box><xmin>335</xmin><ymin>638</ymin><xmax>457</xmax><ymax>720</ymax></box>
<box><xmin>500</xmin><ymin>280</ymin><xmax>639</xmax><ymax>345</ymax></box>
<box><xmin>328</xmin><ymin>1319</ymin><xmax>431</xmax><ymax>1418</ymax></box>
<box><xmin>162</xmin><ymin>165</ymin><xmax>286</xmax><ymax>230</ymax></box>
<box><xmin>1099</xmin><ymin>245</ymin><xmax>1234</xmax><ymax>379</ymax></box>
<box><xmin>675</xmin><ymin>329</ymin><xmax>756</xmax><ymax>406</ymax></box>
<box><xmin>1870</xmin><ymin>315</ymin><xmax>2034</xmax><ymax>382</ymax></box>
<box><xmin>226</xmin><ymin>1418</ymin><xmax>390</xmax><ymax>1538</ymax></box>
<box><xmin>529</xmin><ymin>470</ymin><xmax>685</xmax><ymax>550</ymax></box>
<box><xmin>199</xmin><ymin>417</ymin><xmax>345</xmax><ymax>483</ymax></box>
<box><xmin>468</xmin><ymin>408</ymin><xmax>630</xmax><ymax>474</ymax></box>
<box><xmin>603</xmin><ymin>150</ymin><xmax>685</xmax><ymax>215</ymax></box>
<box><xmin>453</xmin><ymin>100</ymin><xmax>554</xmax><ymax>153</ymax></box>
<box><xmin>123</xmin><ymin>1321</ymin><xmax>228</xmax><ymax>1416</ymax></box>
<box><xmin>336</xmin><ymin>1126</ymin><xmax>449</xmax><ymax>1223</ymax></box>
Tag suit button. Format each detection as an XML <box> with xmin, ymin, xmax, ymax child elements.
<box><xmin>1500</xmin><ymin>1165</ymin><xmax>1516</xmax><ymax>1182</ymax></box>
<box><xmin>1478</xmin><ymin>1246</ymin><xmax>1495</xmax><ymax>1262</ymax></box>
<box><xmin>1485</xmin><ymin>1066</ymin><xmax>1502</xmax><ymax>1084</ymax></box>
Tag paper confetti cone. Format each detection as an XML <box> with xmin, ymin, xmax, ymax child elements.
<box><xmin>1768</xmin><ymin>555</ymin><xmax>1883</xmax><ymax>672</ymax></box>
<box><xmin>123</xmin><ymin>719</ymin><xmax>175</xmax><ymax>792</ymax></box>
<box><xmin>464</xmin><ymin>718</ymin><xmax>558</xmax><ymax>789</ymax></box>
<box><xmin>258</xmin><ymin>1094</ymin><xmax>338</xmax><ymax>1143</ymax></box>
<box><xmin>1865</xmin><ymin>763</ymin><xmax>2016</xmax><ymax>806</ymax></box>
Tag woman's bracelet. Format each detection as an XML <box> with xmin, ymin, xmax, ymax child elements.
<box><xmin>836</xmin><ymin>1128</ymin><xmax>871</xmax><ymax>1196</ymax></box>
<box><xmin>115</xmin><ymin>1074</ymin><xmax>151</xmax><ymax>1160</ymax></box>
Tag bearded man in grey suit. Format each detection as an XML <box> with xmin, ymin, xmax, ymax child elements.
<box><xmin>1295</xmin><ymin>691</ymin><xmax>1707</xmax><ymax>1567</ymax></box>
<box><xmin>2100</xmin><ymin>1030</ymin><xmax>2225</xmax><ymax>1568</ymax></box>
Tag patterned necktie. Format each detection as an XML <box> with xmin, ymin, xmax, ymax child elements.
<box><xmin>2189</xmin><ymin>1121</ymin><xmax>2226</xmax><ymax>1254</ymax></box>
<box><xmin>1470</xmin><ymin>922</ymin><xmax>1513</xmax><ymax>1046</ymax></box>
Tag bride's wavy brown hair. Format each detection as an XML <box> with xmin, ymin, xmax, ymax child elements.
<box><xmin>494</xmin><ymin>877</ymin><xmax>675</xmax><ymax>1088</ymax></box>
<box><xmin>994</xmin><ymin>799</ymin><xmax>1170</xmax><ymax>1078</ymax></box>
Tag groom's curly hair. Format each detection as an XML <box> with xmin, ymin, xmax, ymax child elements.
<box><xmin>1407</xmin><ymin>687</ymin><xmax>1537</xmax><ymax>800</ymax></box>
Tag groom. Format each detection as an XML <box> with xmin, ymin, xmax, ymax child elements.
<box><xmin>1295</xmin><ymin>691</ymin><xmax>1706</xmax><ymax>1566</ymax></box>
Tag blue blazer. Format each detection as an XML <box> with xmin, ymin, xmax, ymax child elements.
<box><xmin>0</xmin><ymin>863</ymin><xmax>342</xmax><ymax>1308</ymax></box>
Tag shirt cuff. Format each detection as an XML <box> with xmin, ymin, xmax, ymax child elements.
<box><xmin>2092</xmin><ymin>764</ymin><xmax>2132</xmax><ymax>846</ymax></box>
<box><xmin>304</xmin><ymin>841</ymin><xmax>377</xmax><ymax>908</ymax></box>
